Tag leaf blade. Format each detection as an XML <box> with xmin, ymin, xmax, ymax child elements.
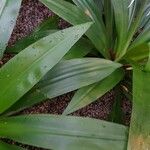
<box><xmin>0</xmin><ymin>0</ymin><xmax>22</xmax><ymax>58</ymax></box>
<box><xmin>63</xmin><ymin>68</ymin><xmax>124</xmax><ymax>115</ymax></box>
<box><xmin>39</xmin><ymin>0</ymin><xmax>109</xmax><ymax>57</ymax></box>
<box><xmin>111</xmin><ymin>0</ymin><xmax>129</xmax><ymax>59</ymax></box>
<box><xmin>4</xmin><ymin>58</ymin><xmax>122</xmax><ymax>115</ymax></box>
<box><xmin>7</xmin><ymin>16</ymin><xmax>59</xmax><ymax>53</ymax></box>
<box><xmin>0</xmin><ymin>115</ymin><xmax>128</xmax><ymax>150</ymax></box>
<box><xmin>0</xmin><ymin>141</ymin><xmax>24</xmax><ymax>150</ymax></box>
<box><xmin>0</xmin><ymin>22</ymin><xmax>92</xmax><ymax>114</ymax></box>
<box><xmin>127</xmin><ymin>67</ymin><xmax>150</xmax><ymax>150</ymax></box>
<box><xmin>73</xmin><ymin>0</ymin><xmax>108</xmax><ymax>57</ymax></box>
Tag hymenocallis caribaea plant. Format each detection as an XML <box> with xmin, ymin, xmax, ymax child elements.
<box><xmin>0</xmin><ymin>0</ymin><xmax>149</xmax><ymax>149</ymax></box>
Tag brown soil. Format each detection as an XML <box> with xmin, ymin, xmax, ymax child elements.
<box><xmin>1</xmin><ymin>0</ymin><xmax>132</xmax><ymax>149</ymax></box>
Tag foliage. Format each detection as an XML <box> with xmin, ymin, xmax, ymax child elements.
<box><xmin>0</xmin><ymin>0</ymin><xmax>150</xmax><ymax>149</ymax></box>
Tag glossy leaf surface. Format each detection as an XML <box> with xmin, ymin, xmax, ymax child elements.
<box><xmin>73</xmin><ymin>0</ymin><xmax>108</xmax><ymax>57</ymax></box>
<box><xmin>63</xmin><ymin>38</ymin><xmax>94</xmax><ymax>59</ymax></box>
<box><xmin>0</xmin><ymin>142</ymin><xmax>24</xmax><ymax>150</ymax></box>
<box><xmin>39</xmin><ymin>0</ymin><xmax>89</xmax><ymax>24</ymax></box>
<box><xmin>127</xmin><ymin>67</ymin><xmax>150</xmax><ymax>150</ymax></box>
<box><xmin>125</xmin><ymin>44</ymin><xmax>149</xmax><ymax>61</ymax></box>
<box><xmin>0</xmin><ymin>115</ymin><xmax>128</xmax><ymax>150</ymax></box>
<box><xmin>39</xmin><ymin>0</ymin><xmax>109</xmax><ymax>57</ymax></box>
<box><xmin>109</xmin><ymin>86</ymin><xmax>124</xmax><ymax>124</ymax></box>
<box><xmin>7</xmin><ymin>16</ymin><xmax>59</xmax><ymax>53</ymax></box>
<box><xmin>5</xmin><ymin>58</ymin><xmax>122</xmax><ymax>115</ymax></box>
<box><xmin>111</xmin><ymin>0</ymin><xmax>128</xmax><ymax>59</ymax></box>
<box><xmin>63</xmin><ymin>69</ymin><xmax>124</xmax><ymax>115</ymax></box>
<box><xmin>0</xmin><ymin>0</ymin><xmax>22</xmax><ymax>58</ymax></box>
<box><xmin>145</xmin><ymin>43</ymin><xmax>150</xmax><ymax>71</ymax></box>
<box><xmin>0</xmin><ymin>22</ymin><xmax>92</xmax><ymax>114</ymax></box>
<box><xmin>127</xmin><ymin>43</ymin><xmax>150</xmax><ymax>149</ymax></box>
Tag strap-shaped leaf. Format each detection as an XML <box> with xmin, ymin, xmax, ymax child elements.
<box><xmin>0</xmin><ymin>0</ymin><xmax>6</xmax><ymax>15</ymax></box>
<box><xmin>6</xmin><ymin>15</ymin><xmax>93</xmax><ymax>59</ymax></box>
<box><xmin>4</xmin><ymin>58</ymin><xmax>122</xmax><ymax>115</ymax></box>
<box><xmin>39</xmin><ymin>0</ymin><xmax>108</xmax><ymax>57</ymax></box>
<box><xmin>0</xmin><ymin>141</ymin><xmax>24</xmax><ymax>150</ymax></box>
<box><xmin>127</xmin><ymin>45</ymin><xmax>150</xmax><ymax>149</ymax></box>
<box><xmin>128</xmin><ymin>0</ymin><xmax>149</xmax><ymax>32</ymax></box>
<box><xmin>0</xmin><ymin>0</ymin><xmax>22</xmax><ymax>58</ymax></box>
<box><xmin>0</xmin><ymin>115</ymin><xmax>128</xmax><ymax>150</ymax></box>
<box><xmin>115</xmin><ymin>0</ymin><xmax>149</xmax><ymax>61</ymax></box>
<box><xmin>128</xmin><ymin>0</ymin><xmax>136</xmax><ymax>27</ymax></box>
<box><xmin>127</xmin><ymin>7</ymin><xmax>150</xmax><ymax>63</ymax></box>
<box><xmin>39</xmin><ymin>0</ymin><xmax>89</xmax><ymax>25</ymax></box>
<box><xmin>109</xmin><ymin>86</ymin><xmax>124</xmax><ymax>124</ymax></box>
<box><xmin>6</xmin><ymin>30</ymin><xmax>57</xmax><ymax>53</ymax></box>
<box><xmin>7</xmin><ymin>17</ymin><xmax>59</xmax><ymax>53</ymax></box>
<box><xmin>0</xmin><ymin>22</ymin><xmax>92</xmax><ymax>114</ymax></box>
<box><xmin>129</xmin><ymin>28</ymin><xmax>150</xmax><ymax>51</ymax></box>
<box><xmin>127</xmin><ymin>67</ymin><xmax>150</xmax><ymax>150</ymax></box>
<box><xmin>144</xmin><ymin>43</ymin><xmax>150</xmax><ymax>71</ymax></box>
<box><xmin>7</xmin><ymin>30</ymin><xmax>93</xmax><ymax>60</ymax></box>
<box><xmin>129</xmin><ymin>1</ymin><xmax>150</xmax><ymax>51</ymax></box>
<box><xmin>73</xmin><ymin>0</ymin><xmax>108</xmax><ymax>57</ymax></box>
<box><xmin>124</xmin><ymin>44</ymin><xmax>149</xmax><ymax>61</ymax></box>
<box><xmin>126</xmin><ymin>0</ymin><xmax>149</xmax><ymax>54</ymax></box>
<box><xmin>111</xmin><ymin>0</ymin><xmax>129</xmax><ymax>60</ymax></box>
<box><xmin>64</xmin><ymin>38</ymin><xmax>94</xmax><ymax>59</ymax></box>
<box><xmin>104</xmin><ymin>0</ymin><xmax>114</xmax><ymax>49</ymax></box>
<box><xmin>94</xmin><ymin>0</ymin><xmax>103</xmax><ymax>12</ymax></box>
<box><xmin>26</xmin><ymin>58</ymin><xmax>122</xmax><ymax>99</ymax></box>
<box><xmin>63</xmin><ymin>68</ymin><xmax>124</xmax><ymax>115</ymax></box>
<box><xmin>140</xmin><ymin>2</ymin><xmax>150</xmax><ymax>29</ymax></box>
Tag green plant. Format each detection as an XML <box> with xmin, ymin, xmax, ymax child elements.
<box><xmin>0</xmin><ymin>0</ymin><xmax>150</xmax><ymax>150</ymax></box>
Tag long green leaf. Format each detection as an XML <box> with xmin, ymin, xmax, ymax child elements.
<box><xmin>104</xmin><ymin>0</ymin><xmax>114</xmax><ymax>49</ymax></box>
<box><xmin>109</xmin><ymin>86</ymin><xmax>124</xmax><ymax>124</ymax></box>
<box><xmin>7</xmin><ymin>17</ymin><xmax>59</xmax><ymax>53</ymax></box>
<box><xmin>0</xmin><ymin>115</ymin><xmax>128</xmax><ymax>150</ymax></box>
<box><xmin>94</xmin><ymin>0</ymin><xmax>103</xmax><ymax>12</ymax></box>
<box><xmin>39</xmin><ymin>0</ymin><xmax>89</xmax><ymax>25</ymax></box>
<box><xmin>140</xmin><ymin>2</ymin><xmax>150</xmax><ymax>29</ymax></box>
<box><xmin>129</xmin><ymin>1</ymin><xmax>150</xmax><ymax>51</ymax></box>
<box><xmin>144</xmin><ymin>43</ymin><xmax>150</xmax><ymax>71</ymax></box>
<box><xmin>127</xmin><ymin>67</ymin><xmax>150</xmax><ymax>150</ymax></box>
<box><xmin>129</xmin><ymin>28</ymin><xmax>150</xmax><ymax>51</ymax></box>
<box><xmin>0</xmin><ymin>0</ymin><xmax>6</xmax><ymax>15</ymax></box>
<box><xmin>127</xmin><ymin>0</ymin><xmax>148</xmax><ymax>40</ymax></box>
<box><xmin>7</xmin><ymin>31</ymin><xmax>93</xmax><ymax>60</ymax></box>
<box><xmin>7</xmin><ymin>30</ymin><xmax>57</xmax><ymax>53</ymax></box>
<box><xmin>0</xmin><ymin>0</ymin><xmax>22</xmax><ymax>58</ymax></box>
<box><xmin>63</xmin><ymin>38</ymin><xmax>94</xmax><ymax>59</ymax></box>
<box><xmin>73</xmin><ymin>0</ymin><xmax>108</xmax><ymax>57</ymax></box>
<box><xmin>63</xmin><ymin>68</ymin><xmax>124</xmax><ymax>115</ymax></box>
<box><xmin>0</xmin><ymin>141</ymin><xmax>24</xmax><ymax>150</ymax></box>
<box><xmin>124</xmin><ymin>0</ymin><xmax>149</xmax><ymax>58</ymax></box>
<box><xmin>111</xmin><ymin>0</ymin><xmax>129</xmax><ymax>60</ymax></box>
<box><xmin>124</xmin><ymin>44</ymin><xmax>149</xmax><ymax>61</ymax></box>
<box><xmin>32</xmin><ymin>59</ymin><xmax>121</xmax><ymax>96</ymax></box>
<box><xmin>127</xmin><ymin>44</ymin><xmax>150</xmax><ymax>149</ymax></box>
<box><xmin>128</xmin><ymin>0</ymin><xmax>136</xmax><ymax>27</ymax></box>
<box><xmin>0</xmin><ymin>22</ymin><xmax>92</xmax><ymax>114</ymax></box>
<box><xmin>39</xmin><ymin>0</ymin><xmax>108</xmax><ymax>57</ymax></box>
<box><xmin>7</xmin><ymin>23</ymin><xmax>93</xmax><ymax>60</ymax></box>
<box><xmin>5</xmin><ymin>58</ymin><xmax>122</xmax><ymax>115</ymax></box>
<box><xmin>115</xmin><ymin>0</ymin><xmax>149</xmax><ymax>61</ymax></box>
